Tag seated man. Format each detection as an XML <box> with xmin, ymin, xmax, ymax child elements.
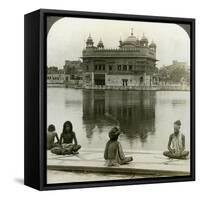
<box><xmin>47</xmin><ymin>124</ymin><xmax>59</xmax><ymax>150</ymax></box>
<box><xmin>163</xmin><ymin>120</ymin><xmax>189</xmax><ymax>159</ymax></box>
<box><xmin>104</xmin><ymin>127</ymin><xmax>133</xmax><ymax>166</ymax></box>
<box><xmin>51</xmin><ymin>121</ymin><xmax>81</xmax><ymax>155</ymax></box>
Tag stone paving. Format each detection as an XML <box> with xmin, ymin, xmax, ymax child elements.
<box><xmin>47</xmin><ymin>148</ymin><xmax>190</xmax><ymax>182</ymax></box>
<box><xmin>47</xmin><ymin>170</ymin><xmax>146</xmax><ymax>184</ymax></box>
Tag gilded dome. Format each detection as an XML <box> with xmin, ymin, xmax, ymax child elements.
<box><xmin>86</xmin><ymin>34</ymin><xmax>93</xmax><ymax>43</ymax></box>
<box><xmin>140</xmin><ymin>33</ymin><xmax>148</xmax><ymax>43</ymax></box>
<box><xmin>121</xmin><ymin>30</ymin><xmax>137</xmax><ymax>47</ymax></box>
<box><xmin>123</xmin><ymin>35</ymin><xmax>137</xmax><ymax>44</ymax></box>
<box><xmin>149</xmin><ymin>40</ymin><xmax>156</xmax><ymax>48</ymax></box>
<box><xmin>97</xmin><ymin>38</ymin><xmax>104</xmax><ymax>48</ymax></box>
<box><xmin>86</xmin><ymin>34</ymin><xmax>94</xmax><ymax>47</ymax></box>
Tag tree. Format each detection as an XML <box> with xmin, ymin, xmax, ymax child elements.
<box><xmin>158</xmin><ymin>64</ymin><xmax>187</xmax><ymax>84</ymax></box>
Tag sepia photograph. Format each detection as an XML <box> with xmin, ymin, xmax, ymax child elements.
<box><xmin>46</xmin><ymin>15</ymin><xmax>192</xmax><ymax>185</ymax></box>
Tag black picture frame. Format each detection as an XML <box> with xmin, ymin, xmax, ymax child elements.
<box><xmin>24</xmin><ymin>9</ymin><xmax>195</xmax><ymax>191</ymax></box>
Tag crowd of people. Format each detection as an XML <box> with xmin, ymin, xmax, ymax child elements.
<box><xmin>47</xmin><ymin>120</ymin><xmax>189</xmax><ymax>167</ymax></box>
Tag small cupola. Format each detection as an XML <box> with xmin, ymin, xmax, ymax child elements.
<box><xmin>97</xmin><ymin>38</ymin><xmax>104</xmax><ymax>49</ymax></box>
<box><xmin>86</xmin><ymin>34</ymin><xmax>94</xmax><ymax>48</ymax></box>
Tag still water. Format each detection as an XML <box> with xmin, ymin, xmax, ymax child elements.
<box><xmin>47</xmin><ymin>88</ymin><xmax>190</xmax><ymax>151</ymax></box>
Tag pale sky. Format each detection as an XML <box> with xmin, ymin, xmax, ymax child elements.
<box><xmin>47</xmin><ymin>17</ymin><xmax>190</xmax><ymax>68</ymax></box>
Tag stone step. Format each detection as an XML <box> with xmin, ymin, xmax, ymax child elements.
<box><xmin>47</xmin><ymin>150</ymin><xmax>190</xmax><ymax>176</ymax></box>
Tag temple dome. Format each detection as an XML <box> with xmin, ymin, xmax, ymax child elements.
<box><xmin>121</xmin><ymin>30</ymin><xmax>137</xmax><ymax>47</ymax></box>
<box><xmin>149</xmin><ymin>40</ymin><xmax>156</xmax><ymax>48</ymax></box>
<box><xmin>86</xmin><ymin>34</ymin><xmax>94</xmax><ymax>47</ymax></box>
<box><xmin>141</xmin><ymin>33</ymin><xmax>148</xmax><ymax>43</ymax></box>
<box><xmin>97</xmin><ymin>38</ymin><xmax>104</xmax><ymax>48</ymax></box>
<box><xmin>136</xmin><ymin>37</ymin><xmax>140</xmax><ymax>45</ymax></box>
<box><xmin>123</xmin><ymin>35</ymin><xmax>137</xmax><ymax>44</ymax></box>
<box><xmin>86</xmin><ymin>34</ymin><xmax>93</xmax><ymax>42</ymax></box>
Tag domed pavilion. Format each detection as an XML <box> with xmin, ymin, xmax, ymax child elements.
<box><xmin>82</xmin><ymin>29</ymin><xmax>158</xmax><ymax>88</ymax></box>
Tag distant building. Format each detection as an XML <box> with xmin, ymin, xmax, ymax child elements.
<box><xmin>47</xmin><ymin>66</ymin><xmax>69</xmax><ymax>85</ymax></box>
<box><xmin>82</xmin><ymin>30</ymin><xmax>158</xmax><ymax>88</ymax></box>
<box><xmin>47</xmin><ymin>66</ymin><xmax>59</xmax><ymax>74</ymax></box>
<box><xmin>63</xmin><ymin>60</ymin><xmax>83</xmax><ymax>80</ymax></box>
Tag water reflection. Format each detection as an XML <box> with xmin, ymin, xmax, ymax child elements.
<box><xmin>82</xmin><ymin>90</ymin><xmax>156</xmax><ymax>145</ymax></box>
<box><xmin>47</xmin><ymin>88</ymin><xmax>190</xmax><ymax>151</ymax></box>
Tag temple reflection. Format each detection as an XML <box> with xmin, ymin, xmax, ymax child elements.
<box><xmin>82</xmin><ymin>89</ymin><xmax>156</xmax><ymax>145</ymax></box>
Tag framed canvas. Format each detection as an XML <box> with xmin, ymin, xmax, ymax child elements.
<box><xmin>24</xmin><ymin>9</ymin><xmax>195</xmax><ymax>190</ymax></box>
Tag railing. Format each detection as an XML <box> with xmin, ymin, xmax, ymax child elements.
<box><xmin>47</xmin><ymin>82</ymin><xmax>190</xmax><ymax>91</ymax></box>
<box><xmin>82</xmin><ymin>48</ymin><xmax>156</xmax><ymax>59</ymax></box>
<box><xmin>84</xmin><ymin>85</ymin><xmax>190</xmax><ymax>91</ymax></box>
